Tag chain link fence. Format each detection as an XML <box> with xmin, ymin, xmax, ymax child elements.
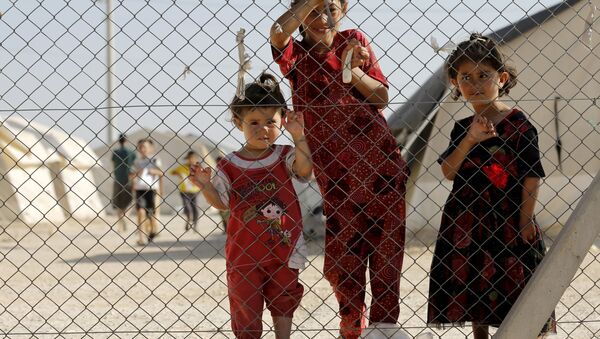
<box><xmin>1</xmin><ymin>0</ymin><xmax>599</xmax><ymax>338</ymax></box>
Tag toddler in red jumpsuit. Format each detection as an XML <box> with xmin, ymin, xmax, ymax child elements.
<box><xmin>271</xmin><ymin>1</ymin><xmax>408</xmax><ymax>338</ymax></box>
<box><xmin>191</xmin><ymin>73</ymin><xmax>313</xmax><ymax>339</ymax></box>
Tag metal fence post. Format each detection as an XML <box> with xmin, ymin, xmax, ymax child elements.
<box><xmin>494</xmin><ymin>170</ymin><xmax>600</xmax><ymax>339</ymax></box>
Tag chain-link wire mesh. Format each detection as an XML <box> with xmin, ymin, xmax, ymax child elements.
<box><xmin>0</xmin><ymin>0</ymin><xmax>599</xmax><ymax>338</ymax></box>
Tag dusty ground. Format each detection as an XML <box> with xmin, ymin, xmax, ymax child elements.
<box><xmin>0</xmin><ymin>213</ymin><xmax>599</xmax><ymax>339</ymax></box>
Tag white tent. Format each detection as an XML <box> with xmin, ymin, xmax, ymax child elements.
<box><xmin>0</xmin><ymin>116</ymin><xmax>105</xmax><ymax>226</ymax></box>
<box><xmin>388</xmin><ymin>0</ymin><xmax>600</xmax><ymax>232</ymax></box>
<box><xmin>0</xmin><ymin>119</ymin><xmax>65</xmax><ymax>225</ymax></box>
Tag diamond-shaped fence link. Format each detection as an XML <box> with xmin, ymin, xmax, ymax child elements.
<box><xmin>0</xmin><ymin>0</ymin><xmax>599</xmax><ymax>338</ymax></box>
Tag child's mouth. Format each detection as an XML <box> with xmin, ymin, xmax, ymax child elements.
<box><xmin>311</xmin><ymin>27</ymin><xmax>331</xmax><ymax>35</ymax></box>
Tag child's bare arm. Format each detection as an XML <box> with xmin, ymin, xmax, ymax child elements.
<box><xmin>292</xmin><ymin>136</ymin><xmax>313</xmax><ymax>179</ymax></box>
<box><xmin>349</xmin><ymin>68</ymin><xmax>389</xmax><ymax>109</ymax></box>
<box><xmin>270</xmin><ymin>0</ymin><xmax>319</xmax><ymax>49</ymax></box>
<box><xmin>283</xmin><ymin>111</ymin><xmax>313</xmax><ymax>179</ymax></box>
<box><xmin>341</xmin><ymin>39</ymin><xmax>388</xmax><ymax>109</ymax></box>
<box><xmin>519</xmin><ymin>177</ymin><xmax>540</xmax><ymax>243</ymax></box>
<box><xmin>190</xmin><ymin>164</ymin><xmax>228</xmax><ymax>211</ymax></box>
<box><xmin>128</xmin><ymin>169</ymin><xmax>138</xmax><ymax>181</ymax></box>
<box><xmin>149</xmin><ymin>168</ymin><xmax>163</xmax><ymax>176</ymax></box>
<box><xmin>440</xmin><ymin>137</ymin><xmax>476</xmax><ymax>180</ymax></box>
<box><xmin>200</xmin><ymin>183</ymin><xmax>228</xmax><ymax>211</ymax></box>
<box><xmin>441</xmin><ymin>116</ymin><xmax>496</xmax><ymax>180</ymax></box>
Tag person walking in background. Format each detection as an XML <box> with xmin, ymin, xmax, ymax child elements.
<box><xmin>271</xmin><ymin>1</ymin><xmax>408</xmax><ymax>337</ymax></box>
<box><xmin>190</xmin><ymin>72</ymin><xmax>312</xmax><ymax>339</ymax></box>
<box><xmin>111</xmin><ymin>133</ymin><xmax>136</xmax><ymax>232</ymax></box>
<box><xmin>130</xmin><ymin>138</ymin><xmax>163</xmax><ymax>246</ymax></box>
<box><xmin>427</xmin><ymin>34</ymin><xmax>556</xmax><ymax>339</ymax></box>
<box><xmin>170</xmin><ymin>151</ymin><xmax>201</xmax><ymax>231</ymax></box>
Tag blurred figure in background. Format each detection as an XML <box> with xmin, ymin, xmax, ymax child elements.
<box><xmin>130</xmin><ymin>138</ymin><xmax>163</xmax><ymax>246</ymax></box>
<box><xmin>170</xmin><ymin>151</ymin><xmax>201</xmax><ymax>231</ymax></box>
<box><xmin>111</xmin><ymin>133</ymin><xmax>136</xmax><ymax>232</ymax></box>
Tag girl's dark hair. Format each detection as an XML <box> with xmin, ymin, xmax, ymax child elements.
<box><xmin>446</xmin><ymin>33</ymin><xmax>518</xmax><ymax>100</ymax></box>
<box><xmin>230</xmin><ymin>72</ymin><xmax>287</xmax><ymax>119</ymax></box>
<box><xmin>291</xmin><ymin>0</ymin><xmax>347</xmax><ymax>38</ymax></box>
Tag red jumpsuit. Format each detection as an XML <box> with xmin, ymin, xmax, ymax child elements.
<box><xmin>214</xmin><ymin>145</ymin><xmax>306</xmax><ymax>339</ymax></box>
<box><xmin>273</xmin><ymin>29</ymin><xmax>408</xmax><ymax>339</ymax></box>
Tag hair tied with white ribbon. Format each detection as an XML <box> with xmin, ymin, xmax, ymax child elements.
<box><xmin>430</xmin><ymin>36</ymin><xmax>457</xmax><ymax>54</ymax></box>
<box><xmin>236</xmin><ymin>28</ymin><xmax>251</xmax><ymax>100</ymax></box>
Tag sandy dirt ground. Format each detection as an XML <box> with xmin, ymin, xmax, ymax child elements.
<box><xmin>0</xmin><ymin>212</ymin><xmax>599</xmax><ymax>339</ymax></box>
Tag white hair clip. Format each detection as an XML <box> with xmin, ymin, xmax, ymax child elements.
<box><xmin>343</xmin><ymin>49</ymin><xmax>353</xmax><ymax>83</ymax></box>
<box><xmin>430</xmin><ymin>36</ymin><xmax>457</xmax><ymax>54</ymax></box>
<box><xmin>236</xmin><ymin>28</ymin><xmax>252</xmax><ymax>100</ymax></box>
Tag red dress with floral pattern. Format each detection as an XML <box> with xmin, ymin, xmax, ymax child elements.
<box><xmin>273</xmin><ymin>29</ymin><xmax>408</xmax><ymax>338</ymax></box>
<box><xmin>428</xmin><ymin>109</ymin><xmax>556</xmax><ymax>334</ymax></box>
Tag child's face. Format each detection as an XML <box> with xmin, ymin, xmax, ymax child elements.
<box><xmin>303</xmin><ymin>0</ymin><xmax>346</xmax><ymax>46</ymax></box>
<box><xmin>186</xmin><ymin>154</ymin><xmax>198</xmax><ymax>165</ymax></box>
<box><xmin>138</xmin><ymin>141</ymin><xmax>153</xmax><ymax>157</ymax></box>
<box><xmin>451</xmin><ymin>60</ymin><xmax>509</xmax><ymax>105</ymax></box>
<box><xmin>235</xmin><ymin>107</ymin><xmax>283</xmax><ymax>151</ymax></box>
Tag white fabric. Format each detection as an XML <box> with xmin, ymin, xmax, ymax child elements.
<box><xmin>288</xmin><ymin>233</ymin><xmax>308</xmax><ymax>269</ymax></box>
<box><xmin>212</xmin><ymin>168</ymin><xmax>231</xmax><ymax>206</ymax></box>
<box><xmin>132</xmin><ymin>157</ymin><xmax>162</xmax><ymax>190</ymax></box>
<box><xmin>359</xmin><ymin>323</ymin><xmax>415</xmax><ymax>339</ymax></box>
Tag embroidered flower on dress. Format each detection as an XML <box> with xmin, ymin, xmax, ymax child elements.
<box><xmin>482</xmin><ymin>162</ymin><xmax>509</xmax><ymax>190</ymax></box>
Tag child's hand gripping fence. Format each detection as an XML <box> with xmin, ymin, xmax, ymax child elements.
<box><xmin>0</xmin><ymin>1</ymin><xmax>598</xmax><ymax>338</ymax></box>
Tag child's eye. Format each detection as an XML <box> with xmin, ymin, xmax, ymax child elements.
<box><xmin>480</xmin><ymin>73</ymin><xmax>489</xmax><ymax>79</ymax></box>
<box><xmin>250</xmin><ymin>121</ymin><xmax>259</xmax><ymax>125</ymax></box>
<box><xmin>461</xmin><ymin>75</ymin><xmax>470</xmax><ymax>81</ymax></box>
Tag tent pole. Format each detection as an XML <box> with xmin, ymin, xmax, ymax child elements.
<box><xmin>105</xmin><ymin>0</ymin><xmax>115</xmax><ymax>145</ymax></box>
<box><xmin>493</xmin><ymin>169</ymin><xmax>600</xmax><ymax>338</ymax></box>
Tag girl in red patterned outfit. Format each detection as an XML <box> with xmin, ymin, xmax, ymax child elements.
<box><xmin>270</xmin><ymin>1</ymin><xmax>408</xmax><ymax>338</ymax></box>
<box><xmin>191</xmin><ymin>73</ymin><xmax>313</xmax><ymax>339</ymax></box>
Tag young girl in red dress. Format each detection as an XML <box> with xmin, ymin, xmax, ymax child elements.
<box><xmin>427</xmin><ymin>33</ymin><xmax>556</xmax><ymax>339</ymax></box>
<box><xmin>271</xmin><ymin>1</ymin><xmax>408</xmax><ymax>338</ymax></box>
<box><xmin>191</xmin><ymin>73</ymin><xmax>313</xmax><ymax>339</ymax></box>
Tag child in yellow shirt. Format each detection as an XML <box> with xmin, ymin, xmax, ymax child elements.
<box><xmin>170</xmin><ymin>151</ymin><xmax>201</xmax><ymax>231</ymax></box>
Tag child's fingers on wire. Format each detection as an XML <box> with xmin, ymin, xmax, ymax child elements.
<box><xmin>348</xmin><ymin>38</ymin><xmax>361</xmax><ymax>47</ymax></box>
<box><xmin>287</xmin><ymin>110</ymin><xmax>297</xmax><ymax>120</ymax></box>
<box><xmin>487</xmin><ymin>122</ymin><xmax>496</xmax><ymax>135</ymax></box>
<box><xmin>358</xmin><ymin>47</ymin><xmax>369</xmax><ymax>60</ymax></box>
<box><xmin>341</xmin><ymin>41</ymin><xmax>357</xmax><ymax>61</ymax></box>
